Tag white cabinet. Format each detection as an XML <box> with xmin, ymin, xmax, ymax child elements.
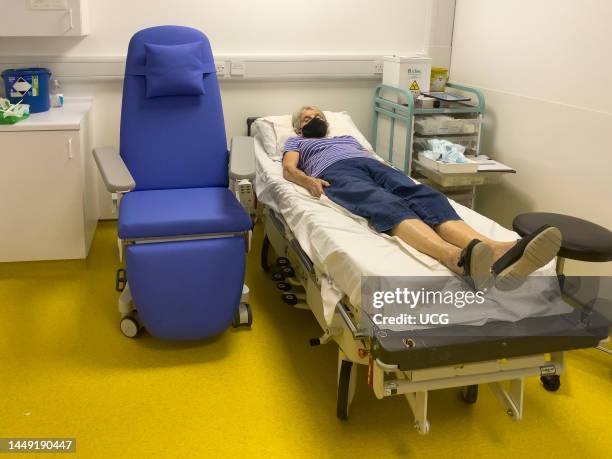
<box><xmin>0</xmin><ymin>98</ymin><xmax>98</xmax><ymax>262</ymax></box>
<box><xmin>0</xmin><ymin>0</ymin><xmax>89</xmax><ymax>37</ymax></box>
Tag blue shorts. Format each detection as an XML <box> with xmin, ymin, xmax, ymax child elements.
<box><xmin>320</xmin><ymin>157</ymin><xmax>461</xmax><ymax>232</ymax></box>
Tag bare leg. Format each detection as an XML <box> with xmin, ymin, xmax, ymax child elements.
<box><xmin>435</xmin><ymin>220</ymin><xmax>516</xmax><ymax>262</ymax></box>
<box><xmin>391</xmin><ymin>219</ymin><xmax>463</xmax><ymax>274</ymax></box>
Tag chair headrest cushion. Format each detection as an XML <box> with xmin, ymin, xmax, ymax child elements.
<box><xmin>141</xmin><ymin>41</ymin><xmax>214</xmax><ymax>98</ymax></box>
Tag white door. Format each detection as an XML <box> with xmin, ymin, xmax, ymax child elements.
<box><xmin>0</xmin><ymin>130</ymin><xmax>85</xmax><ymax>261</ymax></box>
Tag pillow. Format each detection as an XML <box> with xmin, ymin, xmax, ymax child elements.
<box><xmin>326</xmin><ymin>111</ymin><xmax>374</xmax><ymax>152</ymax></box>
<box><xmin>251</xmin><ymin>117</ymin><xmax>284</xmax><ymax>160</ymax></box>
<box><xmin>252</xmin><ymin>111</ymin><xmax>374</xmax><ymax>161</ymax></box>
<box><xmin>144</xmin><ymin>42</ymin><xmax>206</xmax><ymax>98</ymax></box>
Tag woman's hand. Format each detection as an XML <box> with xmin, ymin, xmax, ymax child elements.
<box><xmin>282</xmin><ymin>151</ymin><xmax>330</xmax><ymax>198</ymax></box>
<box><xmin>304</xmin><ymin>177</ymin><xmax>330</xmax><ymax>198</ymax></box>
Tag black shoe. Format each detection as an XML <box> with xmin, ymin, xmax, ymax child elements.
<box><xmin>458</xmin><ymin>239</ymin><xmax>494</xmax><ymax>291</ymax></box>
<box><xmin>492</xmin><ymin>225</ymin><xmax>562</xmax><ymax>291</ymax></box>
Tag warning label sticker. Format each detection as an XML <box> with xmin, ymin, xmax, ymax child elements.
<box><xmin>9</xmin><ymin>76</ymin><xmax>37</xmax><ymax>98</ymax></box>
<box><xmin>409</xmin><ymin>80</ymin><xmax>420</xmax><ymax>92</ymax></box>
<box><xmin>13</xmin><ymin>77</ymin><xmax>32</xmax><ymax>96</ymax></box>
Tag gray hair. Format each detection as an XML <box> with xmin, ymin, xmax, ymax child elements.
<box><xmin>292</xmin><ymin>106</ymin><xmax>327</xmax><ymax>134</ymax></box>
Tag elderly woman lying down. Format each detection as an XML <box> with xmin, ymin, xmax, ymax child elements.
<box><xmin>282</xmin><ymin>106</ymin><xmax>561</xmax><ymax>290</ymax></box>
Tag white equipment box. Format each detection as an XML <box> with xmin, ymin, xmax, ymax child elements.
<box><xmin>383</xmin><ymin>55</ymin><xmax>432</xmax><ymax>104</ymax></box>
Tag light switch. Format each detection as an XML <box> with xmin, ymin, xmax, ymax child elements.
<box><xmin>230</xmin><ymin>61</ymin><xmax>246</xmax><ymax>77</ymax></box>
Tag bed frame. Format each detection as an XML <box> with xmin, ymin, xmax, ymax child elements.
<box><xmin>260</xmin><ymin>206</ymin><xmax>610</xmax><ymax>434</ymax></box>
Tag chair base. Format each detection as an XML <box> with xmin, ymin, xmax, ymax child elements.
<box><xmin>119</xmin><ymin>236</ymin><xmax>248</xmax><ymax>340</ymax></box>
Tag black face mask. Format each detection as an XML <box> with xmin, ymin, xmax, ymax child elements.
<box><xmin>301</xmin><ymin>117</ymin><xmax>328</xmax><ymax>138</ymax></box>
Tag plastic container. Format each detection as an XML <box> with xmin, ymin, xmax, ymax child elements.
<box><xmin>413</xmin><ymin>136</ymin><xmax>479</xmax><ymax>156</ymax></box>
<box><xmin>414</xmin><ymin>116</ymin><xmax>481</xmax><ymax>136</ymax></box>
<box><xmin>1</xmin><ymin>68</ymin><xmax>52</xmax><ymax>113</ymax></box>
<box><xmin>418</xmin><ymin>152</ymin><xmax>478</xmax><ymax>174</ymax></box>
<box><xmin>430</xmin><ymin>67</ymin><xmax>449</xmax><ymax>92</ymax></box>
<box><xmin>50</xmin><ymin>79</ymin><xmax>64</xmax><ymax>108</ymax></box>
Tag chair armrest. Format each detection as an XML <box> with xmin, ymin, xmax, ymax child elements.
<box><xmin>93</xmin><ymin>147</ymin><xmax>136</xmax><ymax>193</ymax></box>
<box><xmin>229</xmin><ymin>136</ymin><xmax>255</xmax><ymax>181</ymax></box>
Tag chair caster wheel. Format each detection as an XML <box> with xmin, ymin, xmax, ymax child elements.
<box><xmin>276</xmin><ymin>257</ymin><xmax>290</xmax><ymax>267</ymax></box>
<box><xmin>271</xmin><ymin>272</ymin><xmax>285</xmax><ymax>282</ymax></box>
<box><xmin>541</xmin><ymin>375</ymin><xmax>561</xmax><ymax>392</ymax></box>
<box><xmin>232</xmin><ymin>303</ymin><xmax>253</xmax><ymax>328</ymax></box>
<box><xmin>461</xmin><ymin>385</ymin><xmax>478</xmax><ymax>404</ymax></box>
<box><xmin>281</xmin><ymin>266</ymin><xmax>295</xmax><ymax>277</ymax></box>
<box><xmin>120</xmin><ymin>316</ymin><xmax>140</xmax><ymax>338</ymax></box>
<box><xmin>282</xmin><ymin>293</ymin><xmax>298</xmax><ymax>305</ymax></box>
<box><xmin>276</xmin><ymin>282</ymin><xmax>292</xmax><ymax>292</ymax></box>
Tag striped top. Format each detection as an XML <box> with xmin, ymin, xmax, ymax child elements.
<box><xmin>283</xmin><ymin>135</ymin><xmax>372</xmax><ymax>177</ymax></box>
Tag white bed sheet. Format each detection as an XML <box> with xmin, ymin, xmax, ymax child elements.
<box><xmin>254</xmin><ymin>137</ymin><xmax>563</xmax><ymax>327</ymax></box>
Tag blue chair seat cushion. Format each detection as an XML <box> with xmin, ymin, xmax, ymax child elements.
<box><xmin>118</xmin><ymin>187</ymin><xmax>251</xmax><ymax>239</ymax></box>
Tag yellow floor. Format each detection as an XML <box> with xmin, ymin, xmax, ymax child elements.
<box><xmin>1</xmin><ymin>221</ymin><xmax>610</xmax><ymax>458</ymax></box>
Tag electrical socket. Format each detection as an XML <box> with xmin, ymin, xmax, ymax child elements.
<box><xmin>215</xmin><ymin>61</ymin><xmax>227</xmax><ymax>77</ymax></box>
<box><xmin>373</xmin><ymin>61</ymin><xmax>384</xmax><ymax>75</ymax></box>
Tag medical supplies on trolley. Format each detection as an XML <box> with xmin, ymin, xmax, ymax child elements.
<box><xmin>430</xmin><ymin>67</ymin><xmax>449</xmax><ymax>92</ymax></box>
<box><xmin>372</xmin><ymin>83</ymin><xmax>515</xmax><ymax>208</ymax></box>
<box><xmin>414</xmin><ymin>115</ymin><xmax>480</xmax><ymax>135</ymax></box>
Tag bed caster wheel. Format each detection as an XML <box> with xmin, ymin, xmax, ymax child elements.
<box><xmin>540</xmin><ymin>375</ymin><xmax>561</xmax><ymax>392</ymax></box>
<box><xmin>282</xmin><ymin>293</ymin><xmax>298</xmax><ymax>306</ymax></box>
<box><xmin>337</xmin><ymin>360</ymin><xmax>353</xmax><ymax>421</ymax></box>
<box><xmin>461</xmin><ymin>385</ymin><xmax>478</xmax><ymax>404</ymax></box>
<box><xmin>120</xmin><ymin>316</ymin><xmax>140</xmax><ymax>338</ymax></box>
<box><xmin>271</xmin><ymin>272</ymin><xmax>285</xmax><ymax>282</ymax></box>
<box><xmin>276</xmin><ymin>257</ymin><xmax>290</xmax><ymax>267</ymax></box>
<box><xmin>276</xmin><ymin>282</ymin><xmax>292</xmax><ymax>292</ymax></box>
<box><xmin>281</xmin><ymin>266</ymin><xmax>295</xmax><ymax>278</ymax></box>
<box><xmin>232</xmin><ymin>303</ymin><xmax>253</xmax><ymax>328</ymax></box>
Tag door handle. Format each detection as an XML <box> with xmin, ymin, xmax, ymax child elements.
<box><xmin>67</xmin><ymin>137</ymin><xmax>73</xmax><ymax>159</ymax></box>
<box><xmin>66</xmin><ymin>9</ymin><xmax>74</xmax><ymax>32</ymax></box>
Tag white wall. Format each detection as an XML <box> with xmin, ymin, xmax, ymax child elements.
<box><xmin>426</xmin><ymin>0</ymin><xmax>456</xmax><ymax>71</ymax></box>
<box><xmin>1</xmin><ymin>0</ymin><xmax>455</xmax><ymax>217</ymax></box>
<box><xmin>451</xmin><ymin>0</ymin><xmax>612</xmax><ymax>275</ymax></box>
<box><xmin>0</xmin><ymin>0</ymin><xmax>431</xmax><ymax>56</ymax></box>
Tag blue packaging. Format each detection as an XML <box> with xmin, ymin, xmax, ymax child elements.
<box><xmin>1</xmin><ymin>68</ymin><xmax>52</xmax><ymax>113</ymax></box>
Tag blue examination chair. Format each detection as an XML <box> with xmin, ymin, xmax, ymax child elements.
<box><xmin>93</xmin><ymin>26</ymin><xmax>254</xmax><ymax>339</ymax></box>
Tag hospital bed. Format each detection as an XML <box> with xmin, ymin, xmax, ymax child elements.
<box><xmin>231</xmin><ymin>111</ymin><xmax>610</xmax><ymax>434</ymax></box>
